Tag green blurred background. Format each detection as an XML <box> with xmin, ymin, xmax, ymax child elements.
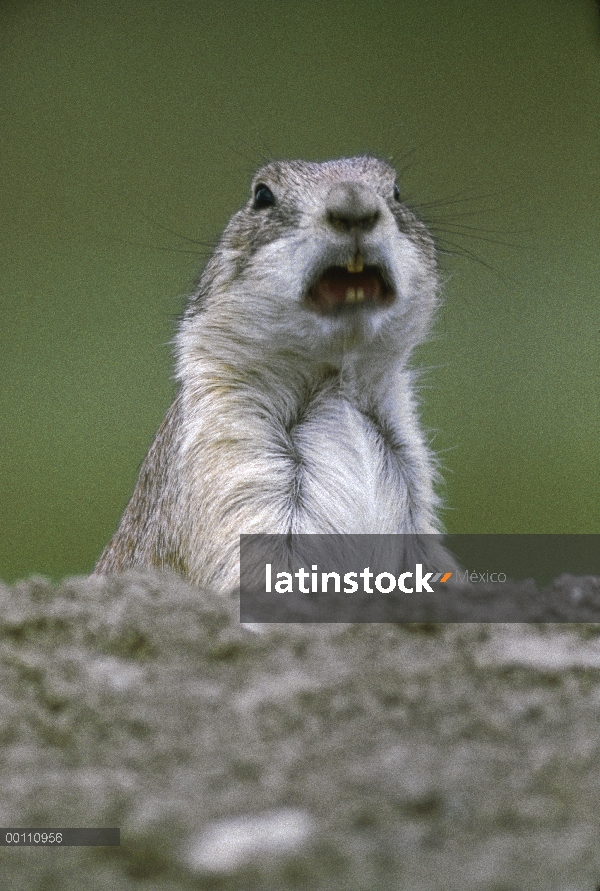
<box><xmin>1</xmin><ymin>0</ymin><xmax>598</xmax><ymax>583</ymax></box>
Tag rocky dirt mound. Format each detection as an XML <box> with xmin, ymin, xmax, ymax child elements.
<box><xmin>1</xmin><ymin>569</ymin><xmax>600</xmax><ymax>890</ymax></box>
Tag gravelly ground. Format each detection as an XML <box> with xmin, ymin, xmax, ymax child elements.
<box><xmin>1</xmin><ymin>569</ymin><xmax>600</xmax><ymax>890</ymax></box>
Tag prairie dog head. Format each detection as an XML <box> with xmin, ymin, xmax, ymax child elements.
<box><xmin>179</xmin><ymin>157</ymin><xmax>439</xmax><ymax>370</ymax></box>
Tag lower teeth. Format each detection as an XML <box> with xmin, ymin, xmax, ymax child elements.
<box><xmin>345</xmin><ymin>287</ymin><xmax>365</xmax><ymax>303</ymax></box>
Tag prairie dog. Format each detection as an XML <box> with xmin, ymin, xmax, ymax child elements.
<box><xmin>95</xmin><ymin>157</ymin><xmax>445</xmax><ymax>593</ymax></box>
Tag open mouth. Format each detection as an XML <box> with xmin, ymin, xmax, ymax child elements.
<box><xmin>305</xmin><ymin>254</ymin><xmax>394</xmax><ymax>314</ymax></box>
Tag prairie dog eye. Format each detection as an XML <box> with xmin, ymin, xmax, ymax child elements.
<box><xmin>393</xmin><ymin>184</ymin><xmax>401</xmax><ymax>202</ymax></box>
<box><xmin>253</xmin><ymin>184</ymin><xmax>276</xmax><ymax>209</ymax></box>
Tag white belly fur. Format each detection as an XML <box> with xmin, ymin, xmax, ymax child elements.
<box><xmin>290</xmin><ymin>395</ymin><xmax>406</xmax><ymax>534</ymax></box>
<box><xmin>180</xmin><ymin>366</ymin><xmax>438</xmax><ymax>591</ymax></box>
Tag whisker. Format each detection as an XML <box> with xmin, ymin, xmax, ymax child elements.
<box><xmin>413</xmin><ymin>190</ymin><xmax>508</xmax><ymax>211</ymax></box>
<box><xmin>135</xmin><ymin>209</ymin><xmax>216</xmax><ymax>248</ymax></box>
<box><xmin>434</xmin><ymin>238</ymin><xmax>519</xmax><ymax>284</ymax></box>
<box><xmin>429</xmin><ymin>225</ymin><xmax>526</xmax><ymax>250</ymax></box>
<box><xmin>100</xmin><ymin>232</ymin><xmax>216</xmax><ymax>257</ymax></box>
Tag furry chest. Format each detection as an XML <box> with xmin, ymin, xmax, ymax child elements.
<box><xmin>286</xmin><ymin>397</ymin><xmax>405</xmax><ymax>534</ymax></box>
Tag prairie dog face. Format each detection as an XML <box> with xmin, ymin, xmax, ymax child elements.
<box><xmin>181</xmin><ymin>157</ymin><xmax>439</xmax><ymax>367</ymax></box>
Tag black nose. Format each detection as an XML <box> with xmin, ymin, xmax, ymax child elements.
<box><xmin>325</xmin><ymin>181</ymin><xmax>380</xmax><ymax>233</ymax></box>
